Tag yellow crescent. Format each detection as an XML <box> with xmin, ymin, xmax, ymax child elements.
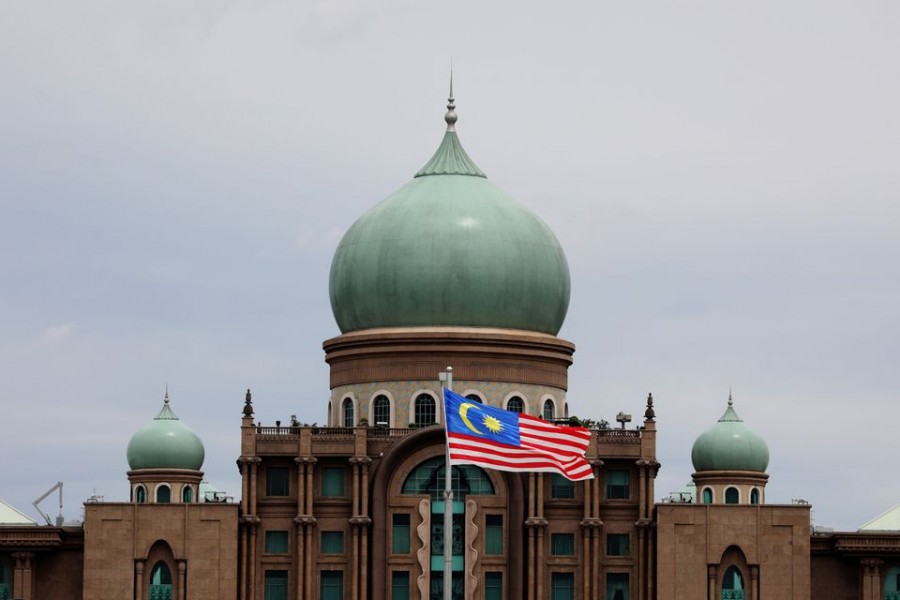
<box><xmin>459</xmin><ymin>403</ymin><xmax>485</xmax><ymax>435</ymax></box>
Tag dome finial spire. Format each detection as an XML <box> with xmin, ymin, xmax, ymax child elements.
<box><xmin>728</xmin><ymin>387</ymin><xmax>733</xmax><ymax>407</ymax></box>
<box><xmin>444</xmin><ymin>65</ymin><xmax>457</xmax><ymax>132</ymax></box>
<box><xmin>164</xmin><ymin>385</ymin><xmax>170</xmax><ymax>405</ymax></box>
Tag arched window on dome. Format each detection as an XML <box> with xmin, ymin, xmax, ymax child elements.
<box><xmin>725</xmin><ymin>487</ymin><xmax>739</xmax><ymax>505</ymax></box>
<box><xmin>465</xmin><ymin>393</ymin><xmax>483</xmax><ymax>404</ymax></box>
<box><xmin>156</xmin><ymin>484</ymin><xmax>171</xmax><ymax>504</ymax></box>
<box><xmin>373</xmin><ymin>395</ymin><xmax>391</xmax><ymax>427</ymax></box>
<box><xmin>721</xmin><ymin>565</ymin><xmax>744</xmax><ymax>599</ymax></box>
<box><xmin>702</xmin><ymin>488</ymin><xmax>713</xmax><ymax>504</ymax></box>
<box><xmin>506</xmin><ymin>396</ymin><xmax>524</xmax><ymax>413</ymax></box>
<box><xmin>149</xmin><ymin>561</ymin><xmax>173</xmax><ymax>600</ymax></box>
<box><xmin>135</xmin><ymin>485</ymin><xmax>147</xmax><ymax>504</ymax></box>
<box><xmin>750</xmin><ymin>488</ymin><xmax>759</xmax><ymax>505</ymax></box>
<box><xmin>543</xmin><ymin>399</ymin><xmax>555</xmax><ymax>420</ymax></box>
<box><xmin>182</xmin><ymin>485</ymin><xmax>193</xmax><ymax>503</ymax></box>
<box><xmin>414</xmin><ymin>394</ymin><xmax>436</xmax><ymax>427</ymax></box>
<box><xmin>343</xmin><ymin>397</ymin><xmax>355</xmax><ymax>428</ymax></box>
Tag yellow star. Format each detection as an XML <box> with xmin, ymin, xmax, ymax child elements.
<box><xmin>483</xmin><ymin>415</ymin><xmax>503</xmax><ymax>434</ymax></box>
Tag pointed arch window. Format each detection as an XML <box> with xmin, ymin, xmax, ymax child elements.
<box><xmin>414</xmin><ymin>394</ymin><xmax>436</xmax><ymax>427</ymax></box>
<box><xmin>750</xmin><ymin>489</ymin><xmax>759</xmax><ymax>505</ymax></box>
<box><xmin>722</xmin><ymin>566</ymin><xmax>744</xmax><ymax>599</ymax></box>
<box><xmin>136</xmin><ymin>485</ymin><xmax>147</xmax><ymax>504</ymax></box>
<box><xmin>702</xmin><ymin>488</ymin><xmax>713</xmax><ymax>504</ymax></box>
<box><xmin>342</xmin><ymin>397</ymin><xmax>355</xmax><ymax>428</ymax></box>
<box><xmin>542</xmin><ymin>399</ymin><xmax>554</xmax><ymax>420</ymax></box>
<box><xmin>465</xmin><ymin>394</ymin><xmax>483</xmax><ymax>404</ymax></box>
<box><xmin>149</xmin><ymin>561</ymin><xmax>173</xmax><ymax>600</ymax></box>
<box><xmin>506</xmin><ymin>396</ymin><xmax>524</xmax><ymax>413</ymax></box>
<box><xmin>182</xmin><ymin>485</ymin><xmax>193</xmax><ymax>503</ymax></box>
<box><xmin>373</xmin><ymin>395</ymin><xmax>391</xmax><ymax>427</ymax></box>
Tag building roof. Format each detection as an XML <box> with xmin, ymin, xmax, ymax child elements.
<box><xmin>126</xmin><ymin>392</ymin><xmax>205</xmax><ymax>471</ymax></box>
<box><xmin>329</xmin><ymin>89</ymin><xmax>570</xmax><ymax>335</ymax></box>
<box><xmin>859</xmin><ymin>503</ymin><xmax>900</xmax><ymax>531</ymax></box>
<box><xmin>0</xmin><ymin>499</ymin><xmax>37</xmax><ymax>525</ymax></box>
<box><xmin>691</xmin><ymin>395</ymin><xmax>770</xmax><ymax>473</ymax></box>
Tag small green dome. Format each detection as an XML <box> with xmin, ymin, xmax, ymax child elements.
<box><xmin>127</xmin><ymin>395</ymin><xmax>205</xmax><ymax>471</ymax></box>
<box><xmin>691</xmin><ymin>399</ymin><xmax>769</xmax><ymax>473</ymax></box>
<box><xmin>329</xmin><ymin>94</ymin><xmax>570</xmax><ymax>335</ymax></box>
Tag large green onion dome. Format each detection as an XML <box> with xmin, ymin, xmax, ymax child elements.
<box><xmin>691</xmin><ymin>396</ymin><xmax>769</xmax><ymax>473</ymax></box>
<box><xmin>329</xmin><ymin>87</ymin><xmax>570</xmax><ymax>335</ymax></box>
<box><xmin>127</xmin><ymin>393</ymin><xmax>205</xmax><ymax>471</ymax></box>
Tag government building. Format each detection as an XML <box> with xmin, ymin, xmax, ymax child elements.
<box><xmin>1</xmin><ymin>89</ymin><xmax>899</xmax><ymax>600</ymax></box>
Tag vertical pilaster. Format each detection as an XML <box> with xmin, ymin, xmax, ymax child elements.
<box><xmin>749</xmin><ymin>565</ymin><xmax>759</xmax><ymax>600</ymax></box>
<box><xmin>304</xmin><ymin>457</ymin><xmax>317</xmax><ymax>600</ymax></box>
<box><xmin>135</xmin><ymin>560</ymin><xmax>145</xmax><ymax>600</ymax></box>
<box><xmin>12</xmin><ymin>552</ymin><xmax>34</xmax><ymax>600</ymax></box>
<box><xmin>177</xmin><ymin>560</ymin><xmax>186</xmax><ymax>599</ymax></box>
<box><xmin>707</xmin><ymin>565</ymin><xmax>717</xmax><ymax>600</ymax></box>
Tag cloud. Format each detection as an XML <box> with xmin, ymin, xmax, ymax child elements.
<box><xmin>40</xmin><ymin>323</ymin><xmax>75</xmax><ymax>345</ymax></box>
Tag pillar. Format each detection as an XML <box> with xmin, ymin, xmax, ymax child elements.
<box><xmin>135</xmin><ymin>560</ymin><xmax>146</xmax><ymax>600</ymax></box>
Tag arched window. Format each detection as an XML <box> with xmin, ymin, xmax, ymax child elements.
<box><xmin>402</xmin><ymin>456</ymin><xmax>495</xmax><ymax>501</ymax></box>
<box><xmin>722</xmin><ymin>565</ymin><xmax>744</xmax><ymax>599</ymax></box>
<box><xmin>543</xmin><ymin>399</ymin><xmax>554</xmax><ymax>420</ymax></box>
<box><xmin>156</xmin><ymin>484</ymin><xmax>171</xmax><ymax>504</ymax></box>
<box><xmin>182</xmin><ymin>485</ymin><xmax>193</xmax><ymax>503</ymax></box>
<box><xmin>725</xmin><ymin>487</ymin><xmax>739</xmax><ymax>505</ymax></box>
<box><xmin>149</xmin><ymin>561</ymin><xmax>173</xmax><ymax>600</ymax></box>
<box><xmin>750</xmin><ymin>488</ymin><xmax>759</xmax><ymax>505</ymax></box>
<box><xmin>135</xmin><ymin>485</ymin><xmax>146</xmax><ymax>504</ymax></box>
<box><xmin>373</xmin><ymin>395</ymin><xmax>391</xmax><ymax>427</ymax></box>
<box><xmin>465</xmin><ymin>394</ymin><xmax>483</xmax><ymax>404</ymax></box>
<box><xmin>414</xmin><ymin>394</ymin><xmax>436</xmax><ymax>427</ymax></box>
<box><xmin>343</xmin><ymin>397</ymin><xmax>355</xmax><ymax>428</ymax></box>
<box><xmin>702</xmin><ymin>488</ymin><xmax>713</xmax><ymax>504</ymax></box>
<box><xmin>506</xmin><ymin>396</ymin><xmax>524</xmax><ymax>413</ymax></box>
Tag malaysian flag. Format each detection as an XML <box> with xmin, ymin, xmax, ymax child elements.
<box><xmin>443</xmin><ymin>388</ymin><xmax>594</xmax><ymax>481</ymax></box>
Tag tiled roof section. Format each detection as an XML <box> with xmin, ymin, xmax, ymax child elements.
<box><xmin>0</xmin><ymin>499</ymin><xmax>36</xmax><ymax>525</ymax></box>
<box><xmin>859</xmin><ymin>503</ymin><xmax>900</xmax><ymax>531</ymax></box>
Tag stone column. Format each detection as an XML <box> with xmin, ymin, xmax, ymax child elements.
<box><xmin>359</xmin><ymin>458</ymin><xmax>371</xmax><ymax>600</ymax></box>
<box><xmin>12</xmin><ymin>552</ymin><xmax>34</xmax><ymax>600</ymax></box>
<box><xmin>527</xmin><ymin>473</ymin><xmax>536</xmax><ymax>600</ymax></box>
<box><xmin>135</xmin><ymin>560</ymin><xmax>146</xmax><ymax>600</ymax></box>
<box><xmin>707</xmin><ymin>565</ymin><xmax>717</xmax><ymax>600</ymax></box>
<box><xmin>749</xmin><ymin>565</ymin><xmax>760</xmax><ymax>600</ymax></box>
<box><xmin>350</xmin><ymin>457</ymin><xmax>361</xmax><ymax>600</ymax></box>
<box><xmin>243</xmin><ymin>516</ymin><xmax>260</xmax><ymax>600</ymax></box>
<box><xmin>177</xmin><ymin>560</ymin><xmax>186</xmax><ymax>600</ymax></box>
<box><xmin>239</xmin><ymin>525</ymin><xmax>248</xmax><ymax>600</ymax></box>
<box><xmin>860</xmin><ymin>558</ymin><xmax>884</xmax><ymax>600</ymax></box>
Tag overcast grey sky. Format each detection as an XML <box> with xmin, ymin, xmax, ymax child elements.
<box><xmin>1</xmin><ymin>0</ymin><xmax>898</xmax><ymax>530</ymax></box>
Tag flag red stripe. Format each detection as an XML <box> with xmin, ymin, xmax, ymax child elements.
<box><xmin>448</xmin><ymin>432</ymin><xmax>594</xmax><ymax>481</ymax></box>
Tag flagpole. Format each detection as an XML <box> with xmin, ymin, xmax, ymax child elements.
<box><xmin>440</xmin><ymin>366</ymin><xmax>453</xmax><ymax>600</ymax></box>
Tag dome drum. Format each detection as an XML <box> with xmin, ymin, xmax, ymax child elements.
<box><xmin>324</xmin><ymin>326</ymin><xmax>575</xmax><ymax>390</ymax></box>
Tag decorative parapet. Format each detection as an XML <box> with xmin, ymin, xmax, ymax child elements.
<box><xmin>596</xmin><ymin>429</ymin><xmax>642</xmax><ymax>444</ymax></box>
<box><xmin>0</xmin><ymin>527</ymin><xmax>64</xmax><ymax>547</ymax></box>
<box><xmin>812</xmin><ymin>532</ymin><xmax>900</xmax><ymax>554</ymax></box>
